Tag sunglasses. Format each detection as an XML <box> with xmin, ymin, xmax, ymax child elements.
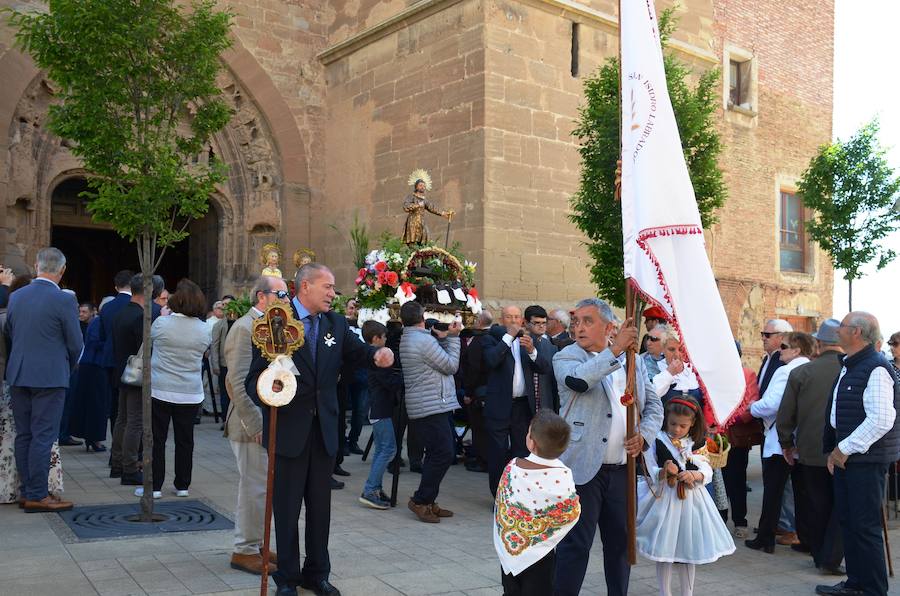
<box><xmin>647</xmin><ymin>337</ymin><xmax>661</xmax><ymax>342</ymax></box>
<box><xmin>780</xmin><ymin>343</ymin><xmax>794</xmax><ymax>350</ymax></box>
<box><xmin>760</xmin><ymin>331</ymin><xmax>779</xmax><ymax>338</ymax></box>
<box><xmin>264</xmin><ymin>290</ymin><xmax>290</xmax><ymax>299</ymax></box>
<box><xmin>889</xmin><ymin>341</ymin><xmax>899</xmax><ymax>348</ymax></box>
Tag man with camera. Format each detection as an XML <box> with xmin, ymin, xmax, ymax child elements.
<box><xmin>398</xmin><ymin>301</ymin><xmax>461</xmax><ymax>523</ymax></box>
<box><xmin>482</xmin><ymin>305</ymin><xmax>553</xmax><ymax>496</ymax></box>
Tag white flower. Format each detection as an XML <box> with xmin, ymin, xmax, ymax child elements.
<box><xmin>464</xmin><ymin>260</ymin><xmax>478</xmax><ymax>270</ymax></box>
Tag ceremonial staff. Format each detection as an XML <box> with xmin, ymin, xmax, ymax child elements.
<box><xmin>251</xmin><ymin>304</ymin><xmax>305</xmax><ymax>595</ymax></box>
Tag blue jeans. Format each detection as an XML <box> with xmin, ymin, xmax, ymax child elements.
<box><xmin>363</xmin><ymin>419</ymin><xmax>396</xmax><ymax>494</ymax></box>
<box><xmin>778</xmin><ymin>480</ymin><xmax>796</xmax><ymax>532</ymax></box>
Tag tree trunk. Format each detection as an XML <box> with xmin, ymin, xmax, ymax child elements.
<box><xmin>140</xmin><ymin>233</ymin><xmax>155</xmax><ymax>521</ymax></box>
<box><xmin>848</xmin><ymin>277</ymin><xmax>853</xmax><ymax>312</ymax></box>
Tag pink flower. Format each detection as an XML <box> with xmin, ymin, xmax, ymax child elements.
<box><xmin>385</xmin><ymin>271</ymin><xmax>399</xmax><ymax>287</ymax></box>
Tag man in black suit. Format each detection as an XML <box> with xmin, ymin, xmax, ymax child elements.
<box><xmin>97</xmin><ymin>269</ymin><xmax>134</xmax><ymax>432</ymax></box>
<box><xmin>246</xmin><ymin>263</ymin><xmax>394</xmax><ymax>596</ymax></box>
<box><xmin>524</xmin><ymin>305</ymin><xmax>560</xmax><ymax>413</ymax></box>
<box><xmin>758</xmin><ymin>318</ymin><xmax>793</xmax><ymax>394</ymax></box>
<box><xmin>482</xmin><ymin>305</ymin><xmax>552</xmax><ymax>496</ymax></box>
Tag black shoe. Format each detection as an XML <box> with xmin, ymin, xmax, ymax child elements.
<box><xmin>299</xmin><ymin>577</ymin><xmax>341</xmax><ymax>595</ymax></box>
<box><xmin>341</xmin><ymin>444</ymin><xmax>350</xmax><ymax>456</ymax></box>
<box><xmin>59</xmin><ymin>437</ymin><xmax>83</xmax><ymax>446</ymax></box>
<box><xmin>815</xmin><ymin>581</ymin><xmax>862</xmax><ymax>595</ymax></box>
<box><xmin>791</xmin><ymin>543</ymin><xmax>812</xmax><ymax>553</ymax></box>
<box><xmin>410</xmin><ymin>462</ymin><xmax>422</xmax><ymax>474</ymax></box>
<box><xmin>109</xmin><ymin>468</ymin><xmax>123</xmax><ymax>479</ymax></box>
<box><xmin>86</xmin><ymin>442</ymin><xmax>107</xmax><ymax>453</ymax></box>
<box><xmin>275</xmin><ymin>585</ymin><xmax>297</xmax><ymax>596</ymax></box>
<box><xmin>348</xmin><ymin>442</ymin><xmax>364</xmax><ymax>455</ymax></box>
<box><xmin>818</xmin><ymin>565</ymin><xmax>847</xmax><ymax>576</ymax></box>
<box><xmin>330</xmin><ymin>477</ymin><xmax>345</xmax><ymax>490</ymax></box>
<box><xmin>744</xmin><ymin>538</ymin><xmax>774</xmax><ymax>554</ymax></box>
<box><xmin>333</xmin><ymin>465</ymin><xmax>350</xmax><ymax>477</ymax></box>
<box><xmin>120</xmin><ymin>471</ymin><xmax>144</xmax><ymax>486</ymax></box>
<box><xmin>465</xmin><ymin>461</ymin><xmax>488</xmax><ymax>473</ymax></box>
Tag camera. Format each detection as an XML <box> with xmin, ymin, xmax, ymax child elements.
<box><xmin>515</xmin><ymin>329</ymin><xmax>525</xmax><ymax>338</ymax></box>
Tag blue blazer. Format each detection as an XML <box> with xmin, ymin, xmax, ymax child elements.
<box><xmin>4</xmin><ymin>279</ymin><xmax>84</xmax><ymax>388</ymax></box>
<box><xmin>481</xmin><ymin>324</ymin><xmax>552</xmax><ymax>420</ymax></box>
<box><xmin>98</xmin><ymin>292</ymin><xmax>132</xmax><ymax>368</ymax></box>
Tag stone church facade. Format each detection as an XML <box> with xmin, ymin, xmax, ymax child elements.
<box><xmin>0</xmin><ymin>0</ymin><xmax>833</xmax><ymax>363</ymax></box>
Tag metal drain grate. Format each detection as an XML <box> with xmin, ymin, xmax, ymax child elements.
<box><xmin>56</xmin><ymin>499</ymin><xmax>233</xmax><ymax>540</ymax></box>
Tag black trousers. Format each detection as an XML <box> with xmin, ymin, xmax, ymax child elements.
<box><xmin>554</xmin><ymin>465</ymin><xmax>629</xmax><ymax>596</ymax></box>
<box><xmin>410</xmin><ymin>412</ymin><xmax>455</xmax><ymax>504</ymax></box>
<box><xmin>722</xmin><ymin>445</ymin><xmax>750</xmax><ymax>526</ymax></box>
<box><xmin>151</xmin><ymin>398</ymin><xmax>198</xmax><ymax>491</ymax></box>
<box><xmin>797</xmin><ymin>463</ymin><xmax>843</xmax><ymax>567</ymax></box>
<box><xmin>466</xmin><ymin>399</ymin><xmax>488</xmax><ymax>466</ymax></box>
<box><xmin>834</xmin><ymin>462</ymin><xmax>889</xmax><ymax>596</ymax></box>
<box><xmin>217</xmin><ymin>366</ymin><xmax>229</xmax><ymax>420</ymax></box>
<box><xmin>486</xmin><ymin>400</ymin><xmax>532</xmax><ymax>496</ymax></box>
<box><xmin>756</xmin><ymin>455</ymin><xmax>801</xmax><ymax>545</ymax></box>
<box><xmin>502</xmin><ymin>550</ymin><xmax>555</xmax><ymax>596</ymax></box>
<box><xmin>272</xmin><ymin>422</ymin><xmax>335</xmax><ymax>588</ymax></box>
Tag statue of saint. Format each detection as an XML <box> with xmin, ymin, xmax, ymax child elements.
<box><xmin>403</xmin><ymin>173</ymin><xmax>453</xmax><ymax>246</ymax></box>
<box><xmin>260</xmin><ymin>243</ymin><xmax>282</xmax><ymax>278</ymax></box>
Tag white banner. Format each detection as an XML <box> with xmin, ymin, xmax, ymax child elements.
<box><xmin>620</xmin><ymin>0</ymin><xmax>745</xmax><ymax>425</ymax></box>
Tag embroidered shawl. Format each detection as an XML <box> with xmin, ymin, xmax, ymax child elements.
<box><xmin>493</xmin><ymin>454</ymin><xmax>581</xmax><ymax>576</ymax></box>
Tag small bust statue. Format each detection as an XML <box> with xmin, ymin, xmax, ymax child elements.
<box><xmin>260</xmin><ymin>243</ymin><xmax>282</xmax><ymax>278</ymax></box>
<box><xmin>293</xmin><ymin>248</ymin><xmax>316</xmax><ymax>272</ymax></box>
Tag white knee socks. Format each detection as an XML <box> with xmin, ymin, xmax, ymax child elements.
<box><xmin>656</xmin><ymin>562</ymin><xmax>696</xmax><ymax>596</ymax></box>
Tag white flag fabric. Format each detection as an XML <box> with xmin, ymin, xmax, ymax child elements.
<box><xmin>620</xmin><ymin>0</ymin><xmax>745</xmax><ymax>426</ymax></box>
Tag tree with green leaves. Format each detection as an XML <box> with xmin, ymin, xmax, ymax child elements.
<box><xmin>7</xmin><ymin>0</ymin><xmax>233</xmax><ymax>520</ymax></box>
<box><xmin>798</xmin><ymin>119</ymin><xmax>900</xmax><ymax>310</ymax></box>
<box><xmin>571</xmin><ymin>9</ymin><xmax>726</xmax><ymax>307</ymax></box>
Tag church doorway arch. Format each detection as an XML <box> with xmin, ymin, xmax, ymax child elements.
<box><xmin>49</xmin><ymin>176</ymin><xmax>221</xmax><ymax>307</ymax></box>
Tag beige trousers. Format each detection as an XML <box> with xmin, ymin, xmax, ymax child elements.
<box><xmin>229</xmin><ymin>439</ymin><xmax>268</xmax><ymax>555</ymax></box>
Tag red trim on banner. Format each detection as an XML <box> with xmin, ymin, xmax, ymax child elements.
<box><xmin>631</xmin><ymin>224</ymin><xmax>738</xmax><ymax>428</ymax></box>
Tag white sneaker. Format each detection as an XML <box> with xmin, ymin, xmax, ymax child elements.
<box><xmin>173</xmin><ymin>489</ymin><xmax>189</xmax><ymax>498</ymax></box>
<box><xmin>134</xmin><ymin>487</ymin><xmax>162</xmax><ymax>499</ymax></box>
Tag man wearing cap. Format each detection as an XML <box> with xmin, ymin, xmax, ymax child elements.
<box><xmin>776</xmin><ymin>319</ymin><xmax>845</xmax><ymax>575</ymax></box>
<box><xmin>817</xmin><ymin>312</ymin><xmax>900</xmax><ymax>596</ymax></box>
<box><xmin>639</xmin><ymin>305</ymin><xmax>667</xmax><ymax>353</ymax></box>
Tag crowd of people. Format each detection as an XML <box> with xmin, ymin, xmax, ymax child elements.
<box><xmin>0</xmin><ymin>248</ymin><xmax>899</xmax><ymax>596</ymax></box>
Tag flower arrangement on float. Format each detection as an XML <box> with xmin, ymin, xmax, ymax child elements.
<box><xmin>353</xmin><ymin>234</ymin><xmax>482</xmax><ymax>326</ymax></box>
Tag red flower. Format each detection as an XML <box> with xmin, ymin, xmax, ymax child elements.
<box><xmin>377</xmin><ymin>271</ymin><xmax>388</xmax><ymax>285</ymax></box>
<box><xmin>385</xmin><ymin>271</ymin><xmax>399</xmax><ymax>287</ymax></box>
<box><xmin>355</xmin><ymin>268</ymin><xmax>367</xmax><ymax>285</ymax></box>
<box><xmin>374</xmin><ymin>261</ymin><xmax>387</xmax><ymax>272</ymax></box>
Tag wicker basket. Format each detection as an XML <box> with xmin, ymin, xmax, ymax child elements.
<box><xmin>697</xmin><ymin>443</ymin><xmax>730</xmax><ymax>469</ymax></box>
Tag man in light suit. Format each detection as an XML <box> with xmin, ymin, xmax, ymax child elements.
<box><xmin>246</xmin><ymin>264</ymin><xmax>394</xmax><ymax>596</ymax></box>
<box><xmin>552</xmin><ymin>297</ymin><xmax>663</xmax><ymax>596</ymax></box>
<box><xmin>224</xmin><ymin>275</ymin><xmax>288</xmax><ymax>575</ymax></box>
<box><xmin>4</xmin><ymin>247</ymin><xmax>83</xmax><ymax>512</ymax></box>
<box><xmin>482</xmin><ymin>305</ymin><xmax>553</xmax><ymax>496</ymax></box>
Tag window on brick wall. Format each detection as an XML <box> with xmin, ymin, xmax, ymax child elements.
<box><xmin>779</xmin><ymin>191</ymin><xmax>806</xmax><ymax>272</ymax></box>
<box><xmin>728</xmin><ymin>58</ymin><xmax>752</xmax><ymax>109</ymax></box>
<box><xmin>570</xmin><ymin>22</ymin><xmax>580</xmax><ymax>77</ymax></box>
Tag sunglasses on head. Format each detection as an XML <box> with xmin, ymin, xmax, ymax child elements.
<box><xmin>264</xmin><ymin>289</ymin><xmax>290</xmax><ymax>299</ymax></box>
<box><xmin>761</xmin><ymin>331</ymin><xmax>778</xmax><ymax>338</ymax></box>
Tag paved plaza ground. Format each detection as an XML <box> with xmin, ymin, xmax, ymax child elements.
<box><xmin>2</xmin><ymin>419</ymin><xmax>900</xmax><ymax>596</ymax></box>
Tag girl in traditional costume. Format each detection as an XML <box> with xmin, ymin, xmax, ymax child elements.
<box><xmin>637</xmin><ymin>396</ymin><xmax>735</xmax><ymax>596</ymax></box>
<box><xmin>493</xmin><ymin>411</ymin><xmax>581</xmax><ymax>595</ymax></box>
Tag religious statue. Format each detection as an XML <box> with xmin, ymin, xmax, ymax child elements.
<box><xmin>402</xmin><ymin>169</ymin><xmax>454</xmax><ymax>246</ymax></box>
<box><xmin>293</xmin><ymin>248</ymin><xmax>316</xmax><ymax>272</ymax></box>
<box><xmin>260</xmin><ymin>243</ymin><xmax>282</xmax><ymax>278</ymax></box>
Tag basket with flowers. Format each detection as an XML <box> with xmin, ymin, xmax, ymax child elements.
<box><xmin>696</xmin><ymin>433</ymin><xmax>730</xmax><ymax>469</ymax></box>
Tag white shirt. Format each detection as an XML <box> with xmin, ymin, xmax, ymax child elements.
<box><xmin>603</xmin><ymin>353</ymin><xmax>628</xmax><ymax>465</ymax></box>
<box><xmin>830</xmin><ymin>365</ymin><xmax>896</xmax><ymax>455</ymax></box>
<box><xmin>502</xmin><ymin>333</ymin><xmax>538</xmax><ymax>397</ymax></box>
<box><xmin>651</xmin><ymin>364</ymin><xmax>700</xmax><ymax>399</ymax></box>
<box><xmin>751</xmin><ymin>356</ymin><xmax>810</xmax><ymax>458</ymax></box>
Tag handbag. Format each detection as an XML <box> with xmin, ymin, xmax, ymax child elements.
<box><xmin>120</xmin><ymin>345</ymin><xmax>144</xmax><ymax>387</ymax></box>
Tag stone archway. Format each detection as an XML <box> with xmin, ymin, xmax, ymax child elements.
<box><xmin>0</xmin><ymin>44</ymin><xmax>300</xmax><ymax>297</ymax></box>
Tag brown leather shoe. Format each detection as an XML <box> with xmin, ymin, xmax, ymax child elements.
<box><xmin>24</xmin><ymin>496</ymin><xmax>73</xmax><ymax>512</ymax></box>
<box><xmin>267</xmin><ymin>550</ymin><xmax>277</xmax><ymax>563</ymax></box>
<box><xmin>776</xmin><ymin>531</ymin><xmax>800</xmax><ymax>546</ymax></box>
<box><xmin>431</xmin><ymin>503</ymin><xmax>453</xmax><ymax>518</ymax></box>
<box><xmin>230</xmin><ymin>553</ymin><xmax>277</xmax><ymax>576</ymax></box>
<box><xmin>17</xmin><ymin>497</ymin><xmax>26</xmax><ymax>509</ymax></box>
<box><xmin>408</xmin><ymin>498</ymin><xmax>439</xmax><ymax>523</ymax></box>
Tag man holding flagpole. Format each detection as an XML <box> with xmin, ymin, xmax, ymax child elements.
<box><xmin>552</xmin><ymin>299</ymin><xmax>662</xmax><ymax>596</ymax></box>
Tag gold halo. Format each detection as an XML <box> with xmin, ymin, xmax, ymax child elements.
<box><xmin>407</xmin><ymin>168</ymin><xmax>432</xmax><ymax>191</ymax></box>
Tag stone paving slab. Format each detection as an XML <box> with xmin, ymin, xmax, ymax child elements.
<box><xmin>2</xmin><ymin>420</ymin><xmax>900</xmax><ymax>595</ymax></box>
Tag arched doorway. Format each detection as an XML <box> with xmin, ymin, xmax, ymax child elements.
<box><xmin>50</xmin><ymin>177</ymin><xmax>220</xmax><ymax>307</ymax></box>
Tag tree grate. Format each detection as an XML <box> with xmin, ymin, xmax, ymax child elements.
<box><xmin>55</xmin><ymin>499</ymin><xmax>233</xmax><ymax>541</ymax></box>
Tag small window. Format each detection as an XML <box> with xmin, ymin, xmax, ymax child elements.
<box><xmin>729</xmin><ymin>59</ymin><xmax>751</xmax><ymax>109</ymax></box>
<box><xmin>779</xmin><ymin>191</ymin><xmax>806</xmax><ymax>272</ymax></box>
<box><xmin>570</xmin><ymin>22</ymin><xmax>580</xmax><ymax>78</ymax></box>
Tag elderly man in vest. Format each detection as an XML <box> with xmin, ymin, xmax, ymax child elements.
<box><xmin>817</xmin><ymin>312</ymin><xmax>900</xmax><ymax>596</ymax></box>
<box><xmin>552</xmin><ymin>298</ymin><xmax>663</xmax><ymax>596</ymax></box>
